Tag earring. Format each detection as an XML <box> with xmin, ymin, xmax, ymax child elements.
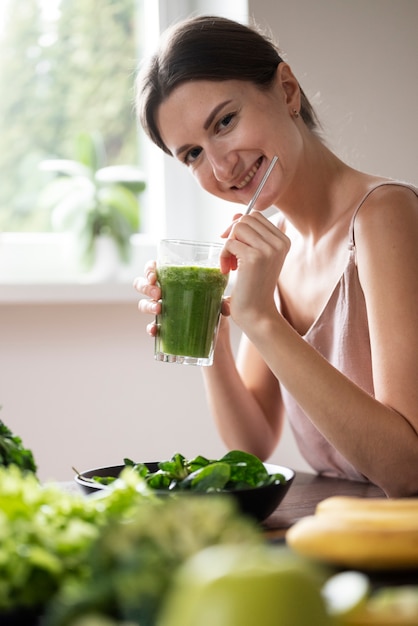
<box><xmin>293</xmin><ymin>109</ymin><xmax>300</xmax><ymax>118</ymax></box>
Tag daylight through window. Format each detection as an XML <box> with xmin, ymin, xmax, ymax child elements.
<box><xmin>0</xmin><ymin>0</ymin><xmax>140</xmax><ymax>233</ymax></box>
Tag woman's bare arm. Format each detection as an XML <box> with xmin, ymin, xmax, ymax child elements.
<box><xmin>202</xmin><ymin>320</ymin><xmax>284</xmax><ymax>460</ymax></box>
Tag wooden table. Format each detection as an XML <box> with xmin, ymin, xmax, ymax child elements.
<box><xmin>263</xmin><ymin>471</ymin><xmax>385</xmax><ymax>540</ymax></box>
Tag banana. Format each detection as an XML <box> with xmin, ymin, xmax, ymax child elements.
<box><xmin>286</xmin><ymin>496</ymin><xmax>418</xmax><ymax>570</ymax></box>
<box><xmin>315</xmin><ymin>510</ymin><xmax>418</xmax><ymax>530</ymax></box>
<box><xmin>316</xmin><ymin>496</ymin><xmax>418</xmax><ymax>516</ymax></box>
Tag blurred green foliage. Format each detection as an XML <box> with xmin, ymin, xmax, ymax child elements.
<box><xmin>0</xmin><ymin>0</ymin><xmax>140</xmax><ymax>232</ymax></box>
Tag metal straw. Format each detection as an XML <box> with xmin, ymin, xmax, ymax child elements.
<box><xmin>244</xmin><ymin>156</ymin><xmax>278</xmax><ymax>214</ymax></box>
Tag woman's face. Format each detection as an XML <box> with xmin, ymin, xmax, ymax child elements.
<box><xmin>156</xmin><ymin>65</ymin><xmax>303</xmax><ymax>211</ymax></box>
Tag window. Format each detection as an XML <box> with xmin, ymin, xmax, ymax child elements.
<box><xmin>0</xmin><ymin>0</ymin><xmax>248</xmax><ymax>287</ymax></box>
<box><xmin>0</xmin><ymin>0</ymin><xmax>139</xmax><ymax>232</ymax></box>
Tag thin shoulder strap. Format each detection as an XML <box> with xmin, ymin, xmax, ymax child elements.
<box><xmin>348</xmin><ymin>181</ymin><xmax>418</xmax><ymax>250</ymax></box>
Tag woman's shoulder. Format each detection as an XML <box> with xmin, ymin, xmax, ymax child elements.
<box><xmin>355</xmin><ymin>177</ymin><xmax>418</xmax><ymax>220</ymax></box>
<box><xmin>352</xmin><ymin>177</ymin><xmax>418</xmax><ymax>248</ymax></box>
<box><xmin>361</xmin><ymin>176</ymin><xmax>417</xmax><ymax>201</ymax></box>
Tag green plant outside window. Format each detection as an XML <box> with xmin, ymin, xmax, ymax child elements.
<box><xmin>0</xmin><ymin>0</ymin><xmax>142</xmax><ymax>239</ymax></box>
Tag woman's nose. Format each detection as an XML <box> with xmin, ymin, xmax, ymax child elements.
<box><xmin>208</xmin><ymin>148</ymin><xmax>238</xmax><ymax>184</ymax></box>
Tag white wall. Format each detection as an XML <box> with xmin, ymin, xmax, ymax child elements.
<box><xmin>0</xmin><ymin>301</ymin><xmax>228</xmax><ymax>481</ymax></box>
<box><xmin>248</xmin><ymin>0</ymin><xmax>418</xmax><ymax>185</ymax></box>
<box><xmin>2</xmin><ymin>0</ymin><xmax>417</xmax><ymax>482</ymax></box>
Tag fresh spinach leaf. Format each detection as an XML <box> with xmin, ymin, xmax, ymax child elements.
<box><xmin>147</xmin><ymin>471</ymin><xmax>172</xmax><ymax>490</ymax></box>
<box><xmin>158</xmin><ymin>453</ymin><xmax>189</xmax><ymax>480</ymax></box>
<box><xmin>220</xmin><ymin>450</ymin><xmax>269</xmax><ymax>488</ymax></box>
<box><xmin>182</xmin><ymin>462</ymin><xmax>231</xmax><ymax>492</ymax></box>
<box><xmin>186</xmin><ymin>455</ymin><xmax>212</xmax><ymax>473</ymax></box>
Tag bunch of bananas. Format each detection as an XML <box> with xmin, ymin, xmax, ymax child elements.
<box><xmin>286</xmin><ymin>495</ymin><xmax>418</xmax><ymax>569</ymax></box>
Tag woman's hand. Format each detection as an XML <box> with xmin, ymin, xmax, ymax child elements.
<box><xmin>133</xmin><ymin>261</ymin><xmax>161</xmax><ymax>337</ymax></box>
<box><xmin>220</xmin><ymin>211</ymin><xmax>290</xmax><ymax>327</ymax></box>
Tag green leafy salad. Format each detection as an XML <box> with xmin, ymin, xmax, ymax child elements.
<box><xmin>90</xmin><ymin>450</ymin><xmax>286</xmax><ymax>492</ymax></box>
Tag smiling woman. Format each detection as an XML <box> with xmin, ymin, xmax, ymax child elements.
<box><xmin>134</xmin><ymin>12</ymin><xmax>418</xmax><ymax>498</ymax></box>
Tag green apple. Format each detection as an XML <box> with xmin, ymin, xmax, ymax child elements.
<box><xmin>157</xmin><ymin>544</ymin><xmax>333</xmax><ymax>626</ymax></box>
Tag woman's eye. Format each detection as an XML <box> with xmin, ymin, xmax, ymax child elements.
<box><xmin>184</xmin><ymin>146</ymin><xmax>202</xmax><ymax>164</ymax></box>
<box><xmin>182</xmin><ymin>112</ymin><xmax>236</xmax><ymax>165</ymax></box>
<box><xmin>217</xmin><ymin>112</ymin><xmax>235</xmax><ymax>131</ymax></box>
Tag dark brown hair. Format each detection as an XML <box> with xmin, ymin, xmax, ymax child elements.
<box><xmin>136</xmin><ymin>15</ymin><xmax>320</xmax><ymax>155</ymax></box>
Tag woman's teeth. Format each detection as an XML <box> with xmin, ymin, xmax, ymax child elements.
<box><xmin>236</xmin><ymin>158</ymin><xmax>262</xmax><ymax>189</ymax></box>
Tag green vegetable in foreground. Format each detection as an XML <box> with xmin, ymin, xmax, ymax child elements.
<box><xmin>94</xmin><ymin>450</ymin><xmax>286</xmax><ymax>492</ymax></box>
<box><xmin>0</xmin><ymin>414</ymin><xmax>37</xmax><ymax>473</ymax></box>
<box><xmin>0</xmin><ymin>464</ymin><xmax>261</xmax><ymax>626</ymax></box>
<box><xmin>46</xmin><ymin>493</ymin><xmax>261</xmax><ymax>626</ymax></box>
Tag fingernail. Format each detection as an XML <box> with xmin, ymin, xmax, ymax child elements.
<box><xmin>146</xmin><ymin>269</ymin><xmax>156</xmax><ymax>282</ymax></box>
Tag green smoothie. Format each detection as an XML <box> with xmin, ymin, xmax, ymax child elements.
<box><xmin>156</xmin><ymin>265</ymin><xmax>228</xmax><ymax>360</ymax></box>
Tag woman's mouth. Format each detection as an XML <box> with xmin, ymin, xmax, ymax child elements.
<box><xmin>234</xmin><ymin>157</ymin><xmax>263</xmax><ymax>189</ymax></box>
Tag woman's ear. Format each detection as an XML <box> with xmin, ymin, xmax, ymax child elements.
<box><xmin>276</xmin><ymin>62</ymin><xmax>301</xmax><ymax>114</ymax></box>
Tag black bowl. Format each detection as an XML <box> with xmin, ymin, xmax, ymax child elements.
<box><xmin>0</xmin><ymin>606</ymin><xmax>44</xmax><ymax>626</ymax></box>
<box><xmin>74</xmin><ymin>462</ymin><xmax>295</xmax><ymax>522</ymax></box>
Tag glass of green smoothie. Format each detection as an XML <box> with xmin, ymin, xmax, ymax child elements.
<box><xmin>155</xmin><ymin>239</ymin><xmax>229</xmax><ymax>366</ymax></box>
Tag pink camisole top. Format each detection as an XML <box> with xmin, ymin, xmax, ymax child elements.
<box><xmin>277</xmin><ymin>181</ymin><xmax>418</xmax><ymax>482</ymax></box>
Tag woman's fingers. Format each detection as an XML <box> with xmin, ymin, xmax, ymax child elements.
<box><xmin>220</xmin><ymin>212</ymin><xmax>289</xmax><ymax>274</ymax></box>
<box><xmin>137</xmin><ymin>297</ymin><xmax>160</xmax><ymax>316</ymax></box>
<box><xmin>221</xmin><ymin>296</ymin><xmax>231</xmax><ymax>317</ymax></box>
<box><xmin>133</xmin><ymin>260</ymin><xmax>161</xmax><ymax>300</ymax></box>
<box><xmin>220</xmin><ymin>212</ymin><xmax>244</xmax><ymax>238</ymax></box>
<box><xmin>134</xmin><ymin>259</ymin><xmax>161</xmax><ymax>333</ymax></box>
<box><xmin>134</xmin><ymin>277</ymin><xmax>161</xmax><ymax>301</ymax></box>
<box><xmin>146</xmin><ymin>320</ymin><xmax>158</xmax><ymax>337</ymax></box>
<box><xmin>233</xmin><ymin>212</ymin><xmax>286</xmax><ymax>244</ymax></box>
<box><xmin>144</xmin><ymin>259</ymin><xmax>157</xmax><ymax>278</ymax></box>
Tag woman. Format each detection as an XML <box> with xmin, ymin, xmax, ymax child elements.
<box><xmin>134</xmin><ymin>15</ymin><xmax>418</xmax><ymax>496</ymax></box>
